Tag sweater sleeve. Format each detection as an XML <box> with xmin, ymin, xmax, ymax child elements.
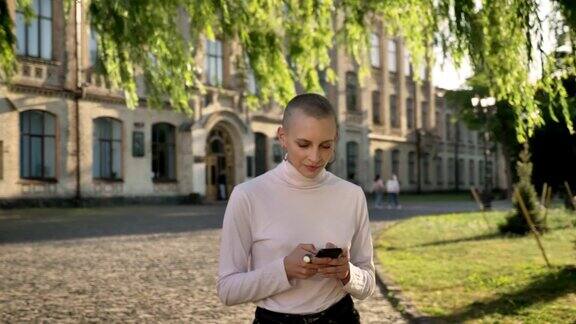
<box><xmin>342</xmin><ymin>187</ymin><xmax>376</xmax><ymax>299</ymax></box>
<box><xmin>217</xmin><ymin>187</ymin><xmax>293</xmax><ymax>306</ymax></box>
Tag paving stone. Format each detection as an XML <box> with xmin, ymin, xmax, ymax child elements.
<box><xmin>1</xmin><ymin>201</ymin><xmax>501</xmax><ymax>323</ymax></box>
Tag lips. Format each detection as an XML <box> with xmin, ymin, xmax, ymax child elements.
<box><xmin>305</xmin><ymin>165</ymin><xmax>321</xmax><ymax>172</ymax></box>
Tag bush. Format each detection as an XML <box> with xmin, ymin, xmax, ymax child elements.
<box><xmin>500</xmin><ymin>144</ymin><xmax>547</xmax><ymax>235</ymax></box>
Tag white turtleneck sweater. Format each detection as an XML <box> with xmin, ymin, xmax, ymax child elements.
<box><xmin>217</xmin><ymin>161</ymin><xmax>375</xmax><ymax>314</ymax></box>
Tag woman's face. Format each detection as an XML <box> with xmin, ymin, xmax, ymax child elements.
<box><xmin>277</xmin><ymin>110</ymin><xmax>338</xmax><ymax>179</ymax></box>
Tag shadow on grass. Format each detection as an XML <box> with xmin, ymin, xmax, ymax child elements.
<box><xmin>429</xmin><ymin>265</ymin><xmax>576</xmax><ymax>323</ymax></box>
<box><xmin>384</xmin><ymin>233</ymin><xmax>503</xmax><ymax>251</ymax></box>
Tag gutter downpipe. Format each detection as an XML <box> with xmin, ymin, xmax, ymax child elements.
<box><xmin>74</xmin><ymin>0</ymin><xmax>83</xmax><ymax>203</ymax></box>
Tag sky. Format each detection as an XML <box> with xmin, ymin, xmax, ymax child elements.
<box><xmin>432</xmin><ymin>0</ymin><xmax>555</xmax><ymax>90</ymax></box>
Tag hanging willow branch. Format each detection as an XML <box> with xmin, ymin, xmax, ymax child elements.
<box><xmin>1</xmin><ymin>0</ymin><xmax>574</xmax><ymax>141</ymax></box>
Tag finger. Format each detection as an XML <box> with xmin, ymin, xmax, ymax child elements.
<box><xmin>303</xmin><ymin>263</ymin><xmax>323</xmax><ymax>270</ymax></box>
<box><xmin>318</xmin><ymin>266</ymin><xmax>339</xmax><ymax>275</ymax></box>
<box><xmin>318</xmin><ymin>273</ymin><xmax>339</xmax><ymax>279</ymax></box>
<box><xmin>298</xmin><ymin>244</ymin><xmax>317</xmax><ymax>253</ymax></box>
<box><xmin>328</xmin><ymin>258</ymin><xmax>347</xmax><ymax>266</ymax></box>
<box><xmin>312</xmin><ymin>257</ymin><xmax>333</xmax><ymax>265</ymax></box>
<box><xmin>300</xmin><ymin>267</ymin><xmax>317</xmax><ymax>276</ymax></box>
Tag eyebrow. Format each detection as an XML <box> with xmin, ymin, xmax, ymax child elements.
<box><xmin>295</xmin><ymin>139</ymin><xmax>334</xmax><ymax>144</ymax></box>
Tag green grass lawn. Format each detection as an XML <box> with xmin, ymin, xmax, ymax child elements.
<box><xmin>375</xmin><ymin>209</ymin><xmax>576</xmax><ymax>323</ymax></box>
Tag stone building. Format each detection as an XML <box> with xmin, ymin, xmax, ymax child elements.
<box><xmin>0</xmin><ymin>0</ymin><xmax>506</xmax><ymax>205</ymax></box>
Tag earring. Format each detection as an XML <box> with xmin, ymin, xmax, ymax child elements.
<box><xmin>283</xmin><ymin>152</ymin><xmax>288</xmax><ymax>161</ymax></box>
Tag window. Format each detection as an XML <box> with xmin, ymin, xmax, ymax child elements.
<box><xmin>469</xmin><ymin>159</ymin><xmax>475</xmax><ymax>185</ymax></box>
<box><xmin>374</xmin><ymin>149</ymin><xmax>383</xmax><ymax>178</ymax></box>
<box><xmin>16</xmin><ymin>0</ymin><xmax>52</xmax><ymax>60</ymax></box>
<box><xmin>391</xmin><ymin>149</ymin><xmax>400</xmax><ymax>178</ymax></box>
<box><xmin>448</xmin><ymin>158</ymin><xmax>455</xmax><ymax>184</ymax></box>
<box><xmin>462</xmin><ymin>125</ymin><xmax>468</xmax><ymax>143</ymax></box>
<box><xmin>245</xmin><ymin>57</ymin><xmax>257</xmax><ymax>94</ymax></box>
<box><xmin>20</xmin><ymin>110</ymin><xmax>56</xmax><ymax>180</ymax></box>
<box><xmin>205</xmin><ymin>39</ymin><xmax>223</xmax><ymax>86</ymax></box>
<box><xmin>387</xmin><ymin>39</ymin><xmax>397</xmax><ymax>72</ymax></box>
<box><xmin>255</xmin><ymin>133</ymin><xmax>267</xmax><ymax>176</ymax></box>
<box><xmin>345</xmin><ymin>72</ymin><xmax>358</xmax><ymax>111</ymax></box>
<box><xmin>445</xmin><ymin>114</ymin><xmax>452</xmax><ymax>141</ymax></box>
<box><xmin>346</xmin><ymin>142</ymin><xmax>359</xmax><ymax>181</ymax></box>
<box><xmin>372</xmin><ymin>91</ymin><xmax>381</xmax><ymax>125</ymax></box>
<box><xmin>479</xmin><ymin>161</ymin><xmax>485</xmax><ymax>185</ymax></box>
<box><xmin>408</xmin><ymin>152</ymin><xmax>416</xmax><ymax>183</ymax></box>
<box><xmin>421</xmin><ymin>101</ymin><xmax>428</xmax><ymax>129</ymax></box>
<box><xmin>487</xmin><ymin>161</ymin><xmax>493</xmax><ymax>184</ymax></box>
<box><xmin>93</xmin><ymin>118</ymin><xmax>122</xmax><ymax>180</ymax></box>
<box><xmin>132</xmin><ymin>131</ymin><xmax>144</xmax><ymax>157</ymax></box>
<box><xmin>423</xmin><ymin>153</ymin><xmax>430</xmax><ymax>184</ymax></box>
<box><xmin>458</xmin><ymin>158</ymin><xmax>464</xmax><ymax>185</ymax></box>
<box><xmin>152</xmin><ymin>123</ymin><xmax>176</xmax><ymax>180</ymax></box>
<box><xmin>403</xmin><ymin>51</ymin><xmax>411</xmax><ymax>76</ymax></box>
<box><xmin>390</xmin><ymin>95</ymin><xmax>399</xmax><ymax>128</ymax></box>
<box><xmin>370</xmin><ymin>33</ymin><xmax>380</xmax><ymax>68</ymax></box>
<box><xmin>436</xmin><ymin>156</ymin><xmax>443</xmax><ymax>185</ymax></box>
<box><xmin>406</xmin><ymin>98</ymin><xmax>414</xmax><ymax>129</ymax></box>
<box><xmin>89</xmin><ymin>27</ymin><xmax>99</xmax><ymax>67</ymax></box>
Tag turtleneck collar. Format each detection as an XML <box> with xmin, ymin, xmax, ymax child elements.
<box><xmin>274</xmin><ymin>160</ymin><xmax>329</xmax><ymax>189</ymax></box>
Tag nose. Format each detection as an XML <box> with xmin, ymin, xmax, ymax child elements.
<box><xmin>309</xmin><ymin>147</ymin><xmax>321</xmax><ymax>163</ymax></box>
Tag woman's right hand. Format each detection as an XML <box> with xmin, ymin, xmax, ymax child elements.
<box><xmin>283</xmin><ymin>244</ymin><xmax>319</xmax><ymax>280</ymax></box>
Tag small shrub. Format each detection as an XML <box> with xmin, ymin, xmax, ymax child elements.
<box><xmin>500</xmin><ymin>144</ymin><xmax>547</xmax><ymax>235</ymax></box>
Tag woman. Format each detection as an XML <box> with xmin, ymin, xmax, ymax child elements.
<box><xmin>386</xmin><ymin>174</ymin><xmax>401</xmax><ymax>209</ymax></box>
<box><xmin>217</xmin><ymin>93</ymin><xmax>375</xmax><ymax>323</ymax></box>
<box><xmin>372</xmin><ymin>175</ymin><xmax>385</xmax><ymax>209</ymax></box>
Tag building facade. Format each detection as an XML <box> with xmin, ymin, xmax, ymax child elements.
<box><xmin>0</xmin><ymin>0</ymin><xmax>506</xmax><ymax>205</ymax></box>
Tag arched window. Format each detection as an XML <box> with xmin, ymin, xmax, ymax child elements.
<box><xmin>374</xmin><ymin>149</ymin><xmax>383</xmax><ymax>178</ymax></box>
<box><xmin>20</xmin><ymin>110</ymin><xmax>56</xmax><ymax>179</ymax></box>
<box><xmin>346</xmin><ymin>142</ymin><xmax>359</xmax><ymax>181</ymax></box>
<box><xmin>255</xmin><ymin>132</ymin><xmax>267</xmax><ymax>176</ymax></box>
<box><xmin>152</xmin><ymin>123</ymin><xmax>176</xmax><ymax>180</ymax></box>
<box><xmin>93</xmin><ymin>117</ymin><xmax>122</xmax><ymax>179</ymax></box>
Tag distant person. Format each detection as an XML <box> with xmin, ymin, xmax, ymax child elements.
<box><xmin>372</xmin><ymin>175</ymin><xmax>385</xmax><ymax>209</ymax></box>
<box><xmin>386</xmin><ymin>174</ymin><xmax>401</xmax><ymax>209</ymax></box>
<box><xmin>218</xmin><ymin>173</ymin><xmax>227</xmax><ymax>200</ymax></box>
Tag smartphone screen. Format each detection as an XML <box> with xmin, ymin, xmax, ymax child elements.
<box><xmin>315</xmin><ymin>248</ymin><xmax>342</xmax><ymax>259</ymax></box>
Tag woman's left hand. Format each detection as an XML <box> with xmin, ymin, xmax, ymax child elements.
<box><xmin>316</xmin><ymin>244</ymin><xmax>351</xmax><ymax>285</ymax></box>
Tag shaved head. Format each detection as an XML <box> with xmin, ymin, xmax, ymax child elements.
<box><xmin>282</xmin><ymin>93</ymin><xmax>338</xmax><ymax>131</ymax></box>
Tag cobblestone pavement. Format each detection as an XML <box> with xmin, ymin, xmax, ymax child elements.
<box><xmin>0</xmin><ymin>200</ymin><xmax>510</xmax><ymax>323</ymax></box>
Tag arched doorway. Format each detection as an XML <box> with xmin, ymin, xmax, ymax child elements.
<box><xmin>206</xmin><ymin>125</ymin><xmax>235</xmax><ymax>201</ymax></box>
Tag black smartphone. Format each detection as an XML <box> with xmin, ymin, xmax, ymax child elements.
<box><xmin>315</xmin><ymin>248</ymin><xmax>342</xmax><ymax>259</ymax></box>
